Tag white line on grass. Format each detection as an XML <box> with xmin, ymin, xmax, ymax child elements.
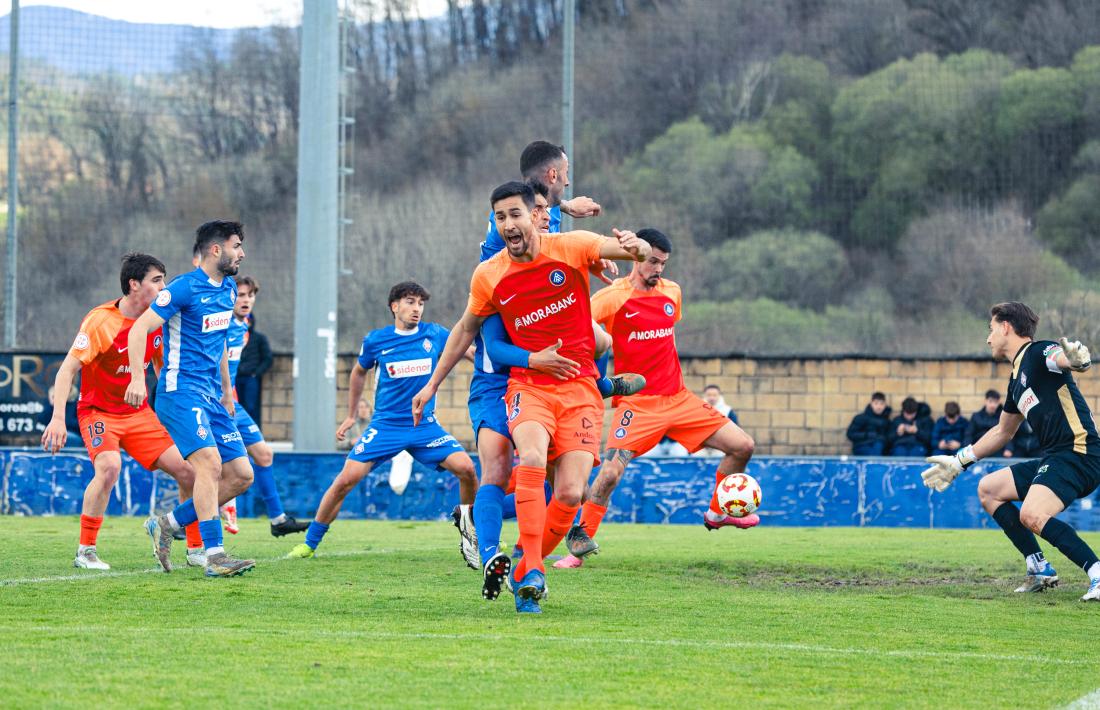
<box><xmin>1065</xmin><ymin>689</ymin><xmax>1100</xmax><ymax>709</ymax></box>
<box><xmin>0</xmin><ymin>548</ymin><xmax>384</xmax><ymax>587</ymax></box>
<box><xmin>0</xmin><ymin>623</ymin><xmax>1087</xmax><ymax>668</ymax></box>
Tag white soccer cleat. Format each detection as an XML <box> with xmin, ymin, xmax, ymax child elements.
<box><xmin>73</xmin><ymin>547</ymin><xmax>110</xmax><ymax>570</ymax></box>
<box><xmin>1082</xmin><ymin>578</ymin><xmax>1100</xmax><ymax>602</ymax></box>
<box><xmin>185</xmin><ymin>548</ymin><xmax>207</xmax><ymax>568</ymax></box>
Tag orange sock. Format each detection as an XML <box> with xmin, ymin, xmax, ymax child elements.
<box><xmin>541</xmin><ymin>497</ymin><xmax>581</xmax><ymax>559</ymax></box>
<box><xmin>79</xmin><ymin>515</ymin><xmax>103</xmax><ymax>547</ymax></box>
<box><xmin>709</xmin><ymin>470</ymin><xmax>727</xmax><ymax>516</ymax></box>
<box><xmin>512</xmin><ymin>465</ymin><xmax>548</xmax><ymax>578</ymax></box>
<box><xmin>580</xmin><ymin>501</ymin><xmax>608</xmax><ymax>538</ymax></box>
<box><xmin>184</xmin><ymin>521</ymin><xmax>203</xmax><ymax>549</ymax></box>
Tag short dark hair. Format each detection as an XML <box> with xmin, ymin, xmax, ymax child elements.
<box><xmin>991</xmin><ymin>301</ymin><xmax>1038</xmax><ymax>338</ymax></box>
<box><xmin>194</xmin><ymin>220</ymin><xmax>244</xmax><ymax>257</ymax></box>
<box><xmin>120</xmin><ymin>252</ymin><xmax>166</xmax><ymax>295</ymax></box>
<box><xmin>901</xmin><ymin>396</ymin><xmax>918</xmax><ymax>414</ymax></box>
<box><xmin>945</xmin><ymin>401</ymin><xmax>960</xmax><ymax>417</ymax></box>
<box><xmin>388</xmin><ymin>281</ymin><xmax>430</xmax><ymax>311</ymax></box>
<box><xmin>871</xmin><ymin>392</ymin><xmax>886</xmax><ymax>402</ymax></box>
<box><xmin>236</xmin><ymin>275</ymin><xmax>259</xmax><ymax>294</ymax></box>
<box><xmin>525</xmin><ymin>177</ymin><xmax>550</xmax><ymax>200</ymax></box>
<box><xmin>637</xmin><ymin>228</ymin><xmax>672</xmax><ymax>254</ymax></box>
<box><xmin>519</xmin><ymin>141</ymin><xmax>565</xmax><ymax>178</ymax></box>
<box><xmin>985</xmin><ymin>389</ymin><xmax>1001</xmax><ymax>401</ymax></box>
<box><xmin>490</xmin><ymin>181</ymin><xmax>536</xmax><ymax>211</ymax></box>
<box><xmin>704</xmin><ymin>384</ymin><xmax>721</xmax><ymax>393</ymax></box>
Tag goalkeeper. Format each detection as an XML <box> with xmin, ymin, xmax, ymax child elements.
<box><xmin>921</xmin><ymin>302</ymin><xmax>1100</xmax><ymax>602</ymax></box>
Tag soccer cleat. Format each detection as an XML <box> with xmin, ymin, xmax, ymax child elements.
<box><xmin>512</xmin><ymin>568</ymin><xmax>547</xmax><ymax>614</ymax></box>
<box><xmin>451</xmin><ymin>504</ymin><xmax>480</xmax><ymax>571</ymax></box>
<box><xmin>482</xmin><ymin>552</ymin><xmax>512</xmax><ymax>601</ymax></box>
<box><xmin>172</xmin><ymin>527</ymin><xmax>186</xmax><ymax>541</ymax></box>
<box><xmin>270</xmin><ymin>516</ymin><xmax>311</xmax><ymax>537</ymax></box>
<box><xmin>221</xmin><ymin>505</ymin><xmax>239</xmax><ymax>535</ymax></box>
<box><xmin>553</xmin><ymin>554</ymin><xmax>584</xmax><ymax>569</ymax></box>
<box><xmin>1014</xmin><ymin>563</ymin><xmax>1059</xmax><ymax>593</ymax></box>
<box><xmin>607</xmin><ymin>373</ymin><xmax>646</xmax><ymax>398</ymax></box>
<box><xmin>204</xmin><ymin>551</ymin><xmax>255</xmax><ymax>578</ymax></box>
<box><xmin>287</xmin><ymin>543</ymin><xmax>315</xmax><ymax>559</ymax></box>
<box><xmin>144</xmin><ymin>515</ymin><xmax>174</xmax><ymax>572</ymax></box>
<box><xmin>1081</xmin><ymin>578</ymin><xmax>1100</xmax><ymax>602</ymax></box>
<box><xmin>73</xmin><ymin>547</ymin><xmax>110</xmax><ymax>570</ymax></box>
<box><xmin>564</xmin><ymin>524</ymin><xmax>599</xmax><ymax>559</ymax></box>
<box><xmin>703</xmin><ymin>512</ymin><xmax>760</xmax><ymax>531</ymax></box>
<box><xmin>185</xmin><ymin>548</ymin><xmax>207</xmax><ymax>568</ymax></box>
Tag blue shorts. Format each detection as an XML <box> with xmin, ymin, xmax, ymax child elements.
<box><xmin>234</xmin><ymin>406</ymin><xmax>264</xmax><ymax>447</ymax></box>
<box><xmin>155</xmin><ymin>391</ymin><xmax>248</xmax><ymax>462</ymax></box>
<box><xmin>347</xmin><ymin>416</ymin><xmax>465</xmax><ymax>470</ymax></box>
<box><xmin>468</xmin><ymin>385</ymin><xmax>510</xmax><ymax>440</ymax></box>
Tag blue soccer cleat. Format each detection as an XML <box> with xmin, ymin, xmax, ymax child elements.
<box><xmin>1014</xmin><ymin>562</ymin><xmax>1059</xmax><ymax>593</ymax></box>
<box><xmin>511</xmin><ymin>568</ymin><xmax>547</xmax><ymax>614</ymax></box>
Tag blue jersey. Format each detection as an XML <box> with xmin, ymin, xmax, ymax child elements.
<box><xmin>151</xmin><ymin>267</ymin><xmax>237</xmax><ymax>398</ymax></box>
<box><xmin>224</xmin><ymin>316</ymin><xmax>249</xmax><ymax>391</ymax></box>
<box><xmin>359</xmin><ymin>322</ymin><xmax>450</xmax><ymax>426</ymax></box>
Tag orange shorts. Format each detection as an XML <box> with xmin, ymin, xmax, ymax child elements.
<box><xmin>607</xmin><ymin>389</ymin><xmax>730</xmax><ymax>455</ymax></box>
<box><xmin>78</xmin><ymin>407</ymin><xmax>176</xmax><ymax>471</ymax></box>
<box><xmin>506</xmin><ymin>378</ymin><xmax>603</xmax><ymax>464</ymax></box>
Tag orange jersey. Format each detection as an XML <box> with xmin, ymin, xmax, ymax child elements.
<box><xmin>69</xmin><ymin>300</ymin><xmax>164</xmax><ymax>415</ymax></box>
<box><xmin>468</xmin><ymin>231</ymin><xmax>603</xmax><ymax>385</ymax></box>
<box><xmin>591</xmin><ymin>277</ymin><xmax>683</xmax><ymax>397</ymax></box>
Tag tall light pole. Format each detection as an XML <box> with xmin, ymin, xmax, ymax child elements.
<box><xmin>4</xmin><ymin>0</ymin><xmax>19</xmax><ymax>348</ymax></box>
<box><xmin>560</xmin><ymin>0</ymin><xmax>575</xmax><ymax>232</ymax></box>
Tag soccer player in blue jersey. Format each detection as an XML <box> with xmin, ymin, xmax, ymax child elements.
<box><xmin>124</xmin><ymin>220</ymin><xmax>257</xmax><ymax>577</ymax></box>
<box><xmin>288</xmin><ymin>281</ymin><xmax>479</xmax><ymax>560</ymax></box>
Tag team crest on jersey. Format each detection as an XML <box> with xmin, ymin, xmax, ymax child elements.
<box><xmin>153</xmin><ymin>335</ymin><xmax>162</xmax><ymax>349</ymax></box>
<box><xmin>614</xmin><ymin>427</ymin><xmax>627</xmax><ymax>439</ymax></box>
<box><xmin>155</xmin><ymin>290</ymin><xmax>171</xmax><ymax>307</ymax></box>
<box><xmin>196</xmin><ymin>425</ymin><xmax>208</xmax><ymax>440</ymax></box>
<box><xmin>664</xmin><ymin>302</ymin><xmax>675</xmax><ymax>317</ymax></box>
<box><xmin>1020</xmin><ymin>373</ymin><xmax>1027</xmax><ymax>387</ymax></box>
<box><xmin>549</xmin><ymin>269</ymin><xmax>566</xmax><ymax>286</ymax></box>
<box><xmin>91</xmin><ymin>436</ymin><xmax>103</xmax><ymax>447</ymax></box>
<box><xmin>230</xmin><ymin>291</ymin><xmax>237</xmax><ymax>304</ymax></box>
<box><xmin>422</xmin><ymin>338</ymin><xmax>433</xmax><ymax>353</ymax></box>
<box><xmin>1038</xmin><ymin>464</ymin><xmax>1049</xmax><ymax>474</ymax></box>
<box><xmin>73</xmin><ymin>332</ymin><xmax>90</xmax><ymax>350</ymax></box>
<box><xmin>355</xmin><ymin>442</ymin><xmax>365</xmax><ymax>454</ymax></box>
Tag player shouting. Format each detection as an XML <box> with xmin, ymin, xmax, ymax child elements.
<box><xmin>413</xmin><ymin>181</ymin><xmax>650</xmax><ymax>614</ymax></box>
<box><xmin>922</xmin><ymin>302</ymin><xmax>1100</xmax><ymax>601</ymax></box>
<box><xmin>42</xmin><ymin>253</ymin><xmax>196</xmax><ymax>570</ymax></box>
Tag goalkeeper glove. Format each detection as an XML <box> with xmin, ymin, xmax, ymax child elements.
<box><xmin>1059</xmin><ymin>337</ymin><xmax>1091</xmax><ymax>372</ymax></box>
<box><xmin>921</xmin><ymin>445</ymin><xmax>977</xmax><ymax>492</ymax></box>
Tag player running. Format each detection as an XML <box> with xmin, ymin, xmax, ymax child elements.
<box><xmin>922</xmin><ymin>302</ymin><xmax>1100</xmax><ymax>601</ymax></box>
<box><xmin>551</xmin><ymin>228</ymin><xmax>757</xmax><ymax>568</ymax></box>
<box><xmin>125</xmin><ymin>220</ymin><xmax>256</xmax><ymax>577</ymax></box>
<box><xmin>287</xmin><ymin>282</ymin><xmax>479</xmax><ymax>560</ymax></box>
<box><xmin>413</xmin><ymin>181</ymin><xmax>650</xmax><ymax>614</ymax></box>
<box><xmin>41</xmin><ymin>253</ymin><xmax>197</xmax><ymax>571</ymax></box>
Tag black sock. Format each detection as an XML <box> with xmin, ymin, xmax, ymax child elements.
<box><xmin>1039</xmin><ymin>517</ymin><xmax>1100</xmax><ymax>573</ymax></box>
<box><xmin>991</xmin><ymin>503</ymin><xmax>1042</xmax><ymax>558</ymax></box>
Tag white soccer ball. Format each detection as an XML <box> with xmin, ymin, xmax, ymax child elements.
<box><xmin>716</xmin><ymin>473</ymin><xmax>762</xmax><ymax>518</ymax></box>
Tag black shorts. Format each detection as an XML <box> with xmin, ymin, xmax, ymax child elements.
<box><xmin>1011</xmin><ymin>451</ymin><xmax>1100</xmax><ymax>507</ymax></box>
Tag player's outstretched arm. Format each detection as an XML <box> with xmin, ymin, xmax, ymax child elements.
<box><xmin>412</xmin><ymin>309</ymin><xmax>485</xmax><ymax>426</ymax></box>
<box><xmin>1056</xmin><ymin>337</ymin><xmax>1091</xmax><ymax>372</ymax></box>
<box><xmin>337</xmin><ymin>362</ymin><xmax>370</xmax><ymax>441</ymax></box>
<box><xmin>921</xmin><ymin>411</ymin><xmax>1023</xmax><ymax>492</ymax></box>
<box><xmin>41</xmin><ymin>355</ymin><xmax>82</xmax><ymax>453</ymax></box>
<box><xmin>599</xmin><ymin>228</ymin><xmax>651</xmax><ymax>263</ymax></box>
<box><xmin>124</xmin><ymin>308</ymin><xmax>165</xmax><ymax>408</ymax></box>
<box><xmin>561</xmin><ymin>195</ymin><xmax>601</xmax><ymax>219</ymax></box>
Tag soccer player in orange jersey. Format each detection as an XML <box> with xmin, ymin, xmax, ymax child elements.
<box><xmin>41</xmin><ymin>253</ymin><xmax>196</xmax><ymax>570</ymax></box>
<box><xmin>412</xmin><ymin>180</ymin><xmax>650</xmax><ymax>613</ymax></box>
<box><xmin>551</xmin><ymin>228</ymin><xmax>758</xmax><ymax>569</ymax></box>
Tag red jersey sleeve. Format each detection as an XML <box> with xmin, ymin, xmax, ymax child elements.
<box><xmin>590</xmin><ymin>280</ymin><xmax>633</xmax><ymax>334</ymax></box>
<box><xmin>468</xmin><ymin>258</ymin><xmax>507</xmax><ymax>317</ymax></box>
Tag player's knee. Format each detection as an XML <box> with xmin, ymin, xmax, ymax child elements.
<box><xmin>452</xmin><ymin>461</ymin><xmax>477</xmax><ymax>481</ymax></box>
<box><xmin>727</xmin><ymin>433</ymin><xmax>754</xmax><ymax>460</ymax></box>
<box><xmin>518</xmin><ymin>451</ymin><xmax>547</xmax><ymax>470</ymax></box>
<box><xmin>95</xmin><ymin>461</ymin><xmax>122</xmax><ymax>486</ymax></box>
<box><xmin>555</xmin><ymin>481</ymin><xmax>584</xmax><ymax>507</ymax></box>
<box><xmin>251</xmin><ymin>445</ymin><xmax>273</xmax><ymax>467</ymax></box>
<box><xmin>977</xmin><ymin>475</ymin><xmax>997</xmax><ymax>506</ymax></box>
<box><xmin>1019</xmin><ymin>505</ymin><xmax>1049</xmax><ymax>535</ymax></box>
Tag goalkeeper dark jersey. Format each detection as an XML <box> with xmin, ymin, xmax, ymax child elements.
<box><xmin>1003</xmin><ymin>340</ymin><xmax>1100</xmax><ymax>456</ymax></box>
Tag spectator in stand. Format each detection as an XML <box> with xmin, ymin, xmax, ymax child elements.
<box><xmin>336</xmin><ymin>399</ymin><xmax>372</xmax><ymax>451</ymax></box>
<box><xmin>846</xmin><ymin>392</ymin><xmax>891</xmax><ymax>455</ymax></box>
<box><xmin>931</xmin><ymin>401</ymin><xmax>968</xmax><ymax>456</ymax></box>
<box><xmin>234</xmin><ymin>276</ymin><xmax>273</xmax><ymax>426</ymax></box>
<box><xmin>695</xmin><ymin>384</ymin><xmax>738</xmax><ymax>457</ymax></box>
<box><xmin>965</xmin><ymin>390</ymin><xmax>1003</xmax><ymax>450</ymax></box>
<box><xmin>888</xmin><ymin>396</ymin><xmax>932</xmax><ymax>456</ymax></box>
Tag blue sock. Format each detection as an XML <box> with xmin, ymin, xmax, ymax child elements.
<box><xmin>502</xmin><ymin>481</ymin><xmax>550</xmax><ymax>520</ymax></box>
<box><xmin>596</xmin><ymin>351</ymin><xmax>613</xmax><ymax>397</ymax></box>
<box><xmin>172</xmin><ymin>498</ymin><xmax>198</xmax><ymax>527</ymax></box>
<box><xmin>305</xmin><ymin>521</ymin><xmax>330</xmax><ymax>550</ymax></box>
<box><xmin>474</xmin><ymin>484</ymin><xmax>505</xmax><ymax>566</ymax></box>
<box><xmin>253</xmin><ymin>464</ymin><xmax>284</xmax><ymax>519</ymax></box>
<box><xmin>198</xmin><ymin>518</ymin><xmax>223</xmax><ymax>550</ymax></box>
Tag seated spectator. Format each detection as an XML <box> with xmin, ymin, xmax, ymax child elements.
<box><xmin>846</xmin><ymin>392</ymin><xmax>891</xmax><ymax>455</ymax></box>
<box><xmin>336</xmin><ymin>398</ymin><xmax>372</xmax><ymax>451</ymax></box>
<box><xmin>931</xmin><ymin>401</ymin><xmax>968</xmax><ymax>456</ymax></box>
<box><xmin>1004</xmin><ymin>419</ymin><xmax>1040</xmax><ymax>459</ymax></box>
<box><xmin>888</xmin><ymin>396</ymin><xmax>932</xmax><ymax>457</ymax></box>
<box><xmin>965</xmin><ymin>390</ymin><xmax>1003</xmax><ymax>448</ymax></box>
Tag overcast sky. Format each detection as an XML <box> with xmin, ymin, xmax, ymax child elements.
<box><xmin>22</xmin><ymin>1</ymin><xmax>449</xmax><ymax>28</ymax></box>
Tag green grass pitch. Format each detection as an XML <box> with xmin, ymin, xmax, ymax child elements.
<box><xmin>1</xmin><ymin>517</ymin><xmax>1097</xmax><ymax>708</ymax></box>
